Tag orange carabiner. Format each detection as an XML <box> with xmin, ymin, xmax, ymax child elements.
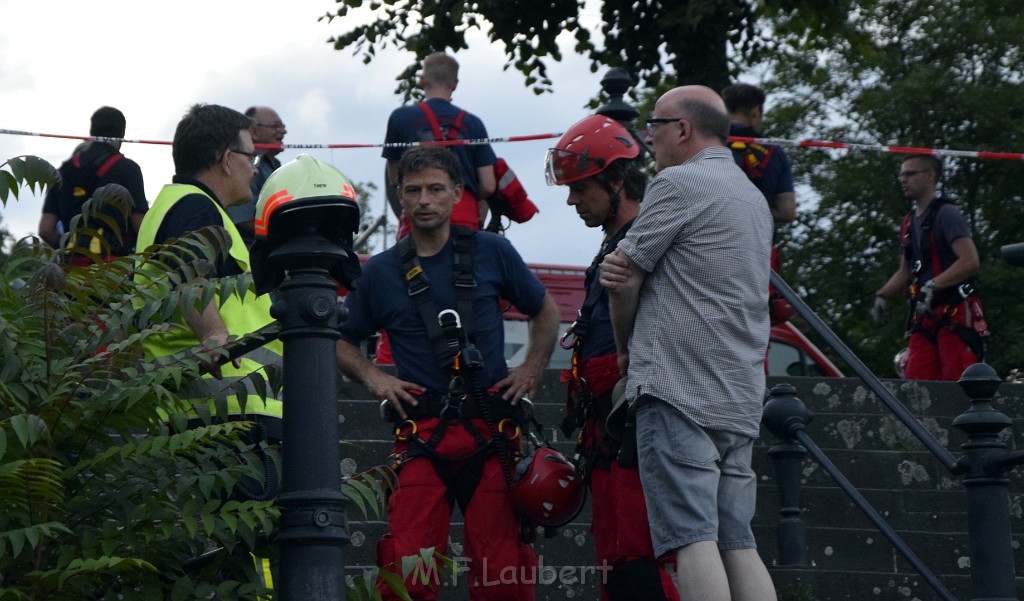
<box><xmin>497</xmin><ymin>418</ymin><xmax>521</xmax><ymax>439</ymax></box>
<box><xmin>394</xmin><ymin>419</ymin><xmax>418</xmax><ymax>441</ymax></box>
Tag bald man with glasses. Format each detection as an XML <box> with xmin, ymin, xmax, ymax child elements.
<box><xmin>225</xmin><ymin>106</ymin><xmax>288</xmax><ymax>244</ymax></box>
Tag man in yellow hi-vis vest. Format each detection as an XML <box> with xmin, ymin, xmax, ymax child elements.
<box><xmin>134</xmin><ymin>103</ymin><xmax>282</xmax><ymax>590</ymax></box>
<box><xmin>135</xmin><ymin>103</ymin><xmax>282</xmax><ymax>419</ymax></box>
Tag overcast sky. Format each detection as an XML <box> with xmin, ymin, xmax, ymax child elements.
<box><xmin>0</xmin><ymin>0</ymin><xmax>617</xmax><ymax>266</ymax></box>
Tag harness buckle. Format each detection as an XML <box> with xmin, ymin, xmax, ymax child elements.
<box><xmin>911</xmin><ymin>259</ymin><xmax>922</xmax><ymax>274</ymax></box>
<box><xmin>407</xmin><ymin>270</ymin><xmax>430</xmax><ymax>298</ymax></box>
<box><xmin>440</xmin><ymin>394</ymin><xmax>464</xmax><ymax>422</ymax></box>
<box><xmin>958</xmin><ymin>282</ymin><xmax>974</xmax><ymax>298</ymax></box>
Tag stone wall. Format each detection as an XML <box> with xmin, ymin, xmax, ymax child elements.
<box><xmin>337</xmin><ymin>372</ymin><xmax>1024</xmax><ymax>600</ymax></box>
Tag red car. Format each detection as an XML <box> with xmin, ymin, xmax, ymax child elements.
<box><xmin>503</xmin><ymin>263</ymin><xmax>843</xmax><ymax>377</ymax></box>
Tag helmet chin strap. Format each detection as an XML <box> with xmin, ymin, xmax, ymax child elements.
<box><xmin>598</xmin><ymin>177</ymin><xmax>622</xmax><ymax>232</ymax></box>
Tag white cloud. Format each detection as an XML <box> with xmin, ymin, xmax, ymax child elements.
<box><xmin>0</xmin><ymin>0</ymin><xmax>618</xmax><ymax>264</ymax></box>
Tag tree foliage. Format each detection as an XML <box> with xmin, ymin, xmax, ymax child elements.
<box><xmin>320</xmin><ymin>0</ymin><xmax>856</xmax><ymax>98</ymax></box>
<box><xmin>0</xmin><ymin>161</ymin><xmax>397</xmax><ymax>599</ymax></box>
<box><xmin>768</xmin><ymin>0</ymin><xmax>1024</xmax><ymax>376</ymax></box>
<box><xmin>0</xmin><ymin>226</ymin><xmax>282</xmax><ymax>599</ymax></box>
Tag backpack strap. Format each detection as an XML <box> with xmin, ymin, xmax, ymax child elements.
<box><xmin>397</xmin><ymin>226</ymin><xmax>477</xmax><ymax>371</ymax></box>
<box><xmin>95</xmin><ymin>152</ymin><xmax>124</xmax><ymax>178</ymax></box>
<box><xmin>418</xmin><ymin>101</ymin><xmax>467</xmax><ymax>143</ymax></box>
<box><xmin>727</xmin><ymin>139</ymin><xmax>774</xmax><ymax>180</ymax></box>
<box><xmin>69</xmin><ymin>146</ymin><xmax>121</xmax><ymax>174</ymax></box>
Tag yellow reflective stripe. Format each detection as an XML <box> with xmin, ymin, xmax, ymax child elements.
<box><xmin>253</xmin><ymin>553</ymin><xmax>275</xmax><ymax>594</ymax></box>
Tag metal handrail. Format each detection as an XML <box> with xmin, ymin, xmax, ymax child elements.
<box><xmin>766</xmin><ymin>271</ymin><xmax>1024</xmax><ymax>600</ymax></box>
<box><xmin>769</xmin><ymin>271</ymin><xmax>961</xmax><ymax>472</ymax></box>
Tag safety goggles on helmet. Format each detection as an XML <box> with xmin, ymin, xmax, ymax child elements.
<box><xmin>544</xmin><ymin>147</ymin><xmax>606</xmax><ymax>186</ymax></box>
<box><xmin>545</xmin><ymin>114</ymin><xmax>641</xmax><ymax>186</ymax></box>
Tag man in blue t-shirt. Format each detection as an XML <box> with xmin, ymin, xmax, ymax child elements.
<box><xmin>382</xmin><ymin>52</ymin><xmax>497</xmax><ymax>231</ymax></box>
<box><xmin>336</xmin><ymin>146</ymin><xmax>559</xmax><ymax>600</ymax></box>
<box><xmin>722</xmin><ymin>83</ymin><xmax>796</xmax><ymax>224</ymax></box>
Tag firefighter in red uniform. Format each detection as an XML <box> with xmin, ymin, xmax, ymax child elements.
<box><xmin>872</xmin><ymin>154</ymin><xmax>988</xmax><ymax>380</ymax></box>
<box><xmin>545</xmin><ymin>115</ymin><xmax>681</xmax><ymax>601</ymax></box>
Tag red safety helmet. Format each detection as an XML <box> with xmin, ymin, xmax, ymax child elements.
<box><xmin>545</xmin><ymin>115</ymin><xmax>640</xmax><ymax>186</ymax></box>
<box><xmin>509</xmin><ymin>446</ymin><xmax>586</xmax><ymax>527</ymax></box>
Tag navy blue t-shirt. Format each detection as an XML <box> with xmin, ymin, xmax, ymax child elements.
<box><xmin>904</xmin><ymin>200</ymin><xmax>972</xmax><ymax>283</ymax></box>
<box><xmin>381</xmin><ymin>98</ymin><xmax>496</xmax><ymax>197</ymax></box>
<box><xmin>339</xmin><ymin>231</ymin><xmax>546</xmax><ymax>393</ymax></box>
<box><xmin>155</xmin><ymin>176</ymin><xmax>242</xmax><ymax>278</ymax></box>
<box><xmin>729</xmin><ymin>123</ymin><xmax>794</xmax><ymax>206</ymax></box>
<box><xmin>576</xmin><ymin>222</ymin><xmax>634</xmax><ymax>361</ymax></box>
<box><xmin>577</xmin><ymin>266</ymin><xmax>616</xmax><ymax>361</ymax></box>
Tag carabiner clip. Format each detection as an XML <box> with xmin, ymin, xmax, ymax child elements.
<box><xmin>394</xmin><ymin>420</ymin><xmax>418</xmax><ymax>441</ymax></box>
<box><xmin>497</xmin><ymin>418</ymin><xmax>521</xmax><ymax>439</ymax></box>
<box><xmin>519</xmin><ymin>397</ymin><xmax>535</xmax><ymax>417</ymax></box>
<box><xmin>438</xmin><ymin>308</ymin><xmax>462</xmax><ymax>329</ymax></box>
<box><xmin>560</xmin><ymin>321</ymin><xmax>580</xmax><ymax>350</ymax></box>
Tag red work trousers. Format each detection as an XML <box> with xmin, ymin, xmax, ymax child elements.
<box><xmin>905</xmin><ymin>307</ymin><xmax>980</xmax><ymax>381</ymax></box>
<box><xmin>570</xmin><ymin>354</ymin><xmax>679</xmax><ymax>601</ymax></box>
<box><xmin>377</xmin><ymin>417</ymin><xmax>535</xmax><ymax>601</ymax></box>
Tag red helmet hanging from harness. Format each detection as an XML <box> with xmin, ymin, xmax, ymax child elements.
<box><xmin>509</xmin><ymin>445</ymin><xmax>586</xmax><ymax>527</ymax></box>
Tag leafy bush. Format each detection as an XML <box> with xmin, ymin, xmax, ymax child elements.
<box><xmin>0</xmin><ymin>232</ymin><xmax>284</xmax><ymax>600</ymax></box>
<box><xmin>0</xmin><ymin>154</ymin><xmax>404</xmax><ymax>601</ymax></box>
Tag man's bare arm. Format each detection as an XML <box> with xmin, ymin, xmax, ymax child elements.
<box><xmin>183</xmin><ymin>287</ymin><xmax>238</xmax><ymax>379</ymax></box>
<box><xmin>336</xmin><ymin>339</ymin><xmax>425</xmax><ymax>420</ymax></box>
<box><xmin>935</xmin><ymin>237</ymin><xmax>980</xmax><ymax>290</ymax></box>
<box><xmin>600</xmin><ymin>249</ymin><xmax>646</xmax><ymax>374</ymax></box>
<box><xmin>771</xmin><ymin>191</ymin><xmax>797</xmax><ymax>223</ymax></box>
<box><xmin>476</xmin><ymin>165</ymin><xmax>496</xmax><ymax>200</ymax></box>
<box><xmin>496</xmin><ymin>292</ymin><xmax>559</xmax><ymax>402</ymax></box>
<box><xmin>876</xmin><ymin>256</ymin><xmax>911</xmax><ymax>300</ymax></box>
<box><xmin>38</xmin><ymin>213</ymin><xmax>61</xmax><ymax>248</ymax></box>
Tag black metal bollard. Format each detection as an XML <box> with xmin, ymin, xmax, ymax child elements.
<box><xmin>269</xmin><ymin>234</ymin><xmax>350</xmax><ymax>600</ymax></box>
<box><xmin>596</xmin><ymin>67</ymin><xmax>638</xmax><ymax>124</ymax></box>
<box><xmin>953</xmin><ymin>363</ymin><xmax>1018</xmax><ymax>601</ymax></box>
<box><xmin>762</xmin><ymin>384</ymin><xmax>813</xmax><ymax>567</ymax></box>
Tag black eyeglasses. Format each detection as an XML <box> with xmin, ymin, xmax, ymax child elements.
<box><xmin>230</xmin><ymin>148</ymin><xmax>260</xmax><ymax>166</ymax></box>
<box><xmin>644</xmin><ymin>117</ymin><xmax>682</xmax><ymax>133</ymax></box>
<box><xmin>256</xmin><ymin>121</ymin><xmax>286</xmax><ymax>130</ymax></box>
<box><xmin>897</xmin><ymin>169</ymin><xmax>927</xmax><ymax>180</ymax></box>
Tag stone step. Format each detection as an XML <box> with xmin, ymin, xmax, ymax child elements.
<box><xmin>330</xmin><ymin>373</ymin><xmax>1024</xmax><ymax>600</ymax></box>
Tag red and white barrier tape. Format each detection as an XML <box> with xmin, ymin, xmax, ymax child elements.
<box><xmin>3</xmin><ymin>126</ymin><xmax>1022</xmax><ymax>160</ymax></box>
<box><xmin>0</xmin><ymin>127</ymin><xmax>560</xmax><ymax>150</ymax></box>
<box><xmin>730</xmin><ymin>136</ymin><xmax>1024</xmax><ymax>161</ymax></box>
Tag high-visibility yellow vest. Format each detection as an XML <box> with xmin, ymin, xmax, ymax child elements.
<box><xmin>135</xmin><ymin>184</ymin><xmax>283</xmax><ymax>419</ymax></box>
